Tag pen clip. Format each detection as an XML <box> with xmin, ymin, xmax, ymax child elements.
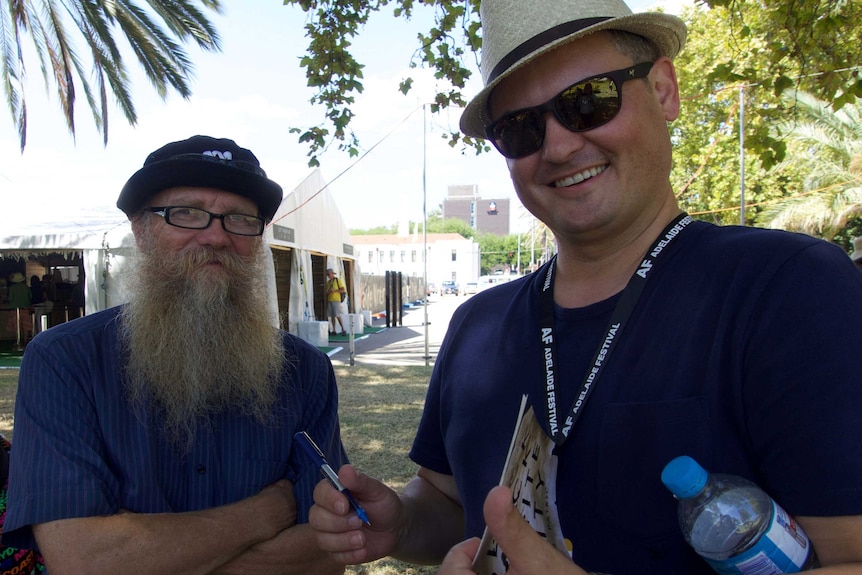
<box><xmin>295</xmin><ymin>430</ymin><xmax>325</xmax><ymax>459</ymax></box>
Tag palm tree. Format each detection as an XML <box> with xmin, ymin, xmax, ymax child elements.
<box><xmin>758</xmin><ymin>91</ymin><xmax>862</xmax><ymax>239</ymax></box>
<box><xmin>1</xmin><ymin>0</ymin><xmax>222</xmax><ymax>150</ymax></box>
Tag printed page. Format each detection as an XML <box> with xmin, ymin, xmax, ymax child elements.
<box><xmin>471</xmin><ymin>395</ymin><xmax>568</xmax><ymax>574</ymax></box>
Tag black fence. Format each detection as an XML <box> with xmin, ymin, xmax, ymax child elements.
<box><xmin>357</xmin><ymin>272</ymin><xmax>425</xmax><ymax>327</ymax></box>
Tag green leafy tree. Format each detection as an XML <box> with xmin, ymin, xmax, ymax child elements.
<box><xmin>706</xmin><ymin>0</ymin><xmax>862</xmax><ymax>133</ymax></box>
<box><xmin>476</xmin><ymin>232</ymin><xmax>519</xmax><ymax>275</ymax></box>
<box><xmin>832</xmin><ymin>216</ymin><xmax>862</xmax><ymax>254</ymax></box>
<box><xmin>285</xmin><ymin>0</ymin><xmax>861</xmax><ymax>168</ymax></box>
<box><xmin>2</xmin><ymin>0</ymin><xmax>222</xmax><ymax>150</ymax></box>
<box><xmin>671</xmin><ymin>3</ymin><xmax>798</xmax><ymax>225</ymax></box>
<box><xmin>350</xmin><ymin>224</ymin><xmax>398</xmax><ymax>235</ymax></box>
<box><xmin>425</xmin><ymin>214</ymin><xmax>475</xmax><ymax>238</ymax></box>
<box><xmin>756</xmin><ymin>91</ymin><xmax>862</xmax><ymax>240</ymax></box>
<box><xmin>287</xmin><ymin>0</ymin><xmax>484</xmax><ymax>167</ymax></box>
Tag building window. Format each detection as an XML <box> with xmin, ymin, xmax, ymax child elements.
<box><xmin>451</xmin><ymin>249</ymin><xmax>457</xmax><ymax>262</ymax></box>
<box><xmin>390</xmin><ymin>250</ymin><xmax>395</xmax><ymax>262</ymax></box>
<box><xmin>378</xmin><ymin>251</ymin><xmax>384</xmax><ymax>263</ymax></box>
<box><xmin>368</xmin><ymin>251</ymin><xmax>373</xmax><ymax>263</ymax></box>
<box><xmin>411</xmin><ymin>250</ymin><xmax>417</xmax><ymax>262</ymax></box>
<box><xmin>400</xmin><ymin>250</ymin><xmax>406</xmax><ymax>262</ymax></box>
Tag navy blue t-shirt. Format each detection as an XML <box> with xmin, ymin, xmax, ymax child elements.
<box><xmin>4</xmin><ymin>306</ymin><xmax>347</xmax><ymax>551</ymax></box>
<box><xmin>411</xmin><ymin>221</ymin><xmax>862</xmax><ymax>574</ymax></box>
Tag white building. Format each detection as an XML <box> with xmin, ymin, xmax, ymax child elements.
<box><xmin>352</xmin><ymin>232</ymin><xmax>480</xmax><ymax>286</ymax></box>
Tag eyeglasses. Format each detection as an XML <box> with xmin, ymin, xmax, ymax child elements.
<box><xmin>486</xmin><ymin>61</ymin><xmax>654</xmax><ymax>159</ymax></box>
<box><xmin>148</xmin><ymin>206</ymin><xmax>265</xmax><ymax>236</ymax></box>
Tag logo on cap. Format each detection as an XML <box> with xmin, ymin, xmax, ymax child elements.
<box><xmin>202</xmin><ymin>150</ymin><xmax>233</xmax><ymax>160</ymax></box>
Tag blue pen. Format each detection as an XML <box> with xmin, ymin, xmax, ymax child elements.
<box><xmin>294</xmin><ymin>431</ymin><xmax>371</xmax><ymax>526</ymax></box>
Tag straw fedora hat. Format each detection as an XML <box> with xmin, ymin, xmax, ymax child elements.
<box><xmin>459</xmin><ymin>0</ymin><xmax>687</xmax><ymax>138</ymax></box>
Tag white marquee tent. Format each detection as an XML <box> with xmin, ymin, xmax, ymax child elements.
<box><xmin>0</xmin><ymin>169</ymin><xmax>357</xmax><ymax>337</ymax></box>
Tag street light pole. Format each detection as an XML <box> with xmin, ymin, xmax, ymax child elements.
<box><xmin>423</xmin><ymin>103</ymin><xmax>430</xmax><ymax>366</ymax></box>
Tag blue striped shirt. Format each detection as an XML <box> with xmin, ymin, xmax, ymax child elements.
<box><xmin>3</xmin><ymin>306</ymin><xmax>347</xmax><ymax>551</ymax></box>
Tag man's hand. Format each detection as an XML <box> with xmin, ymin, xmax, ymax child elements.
<box><xmin>309</xmin><ymin>464</ymin><xmax>404</xmax><ymax>565</ymax></box>
<box><xmin>33</xmin><ymin>479</ymin><xmax>299</xmax><ymax>575</ymax></box>
<box><xmin>437</xmin><ymin>537</ymin><xmax>482</xmax><ymax>575</ymax></box>
<box><xmin>438</xmin><ymin>486</ymin><xmax>590</xmax><ymax>575</ymax></box>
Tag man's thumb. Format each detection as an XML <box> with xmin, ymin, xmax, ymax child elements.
<box><xmin>483</xmin><ymin>486</ymin><xmax>589</xmax><ymax>575</ymax></box>
<box><xmin>483</xmin><ymin>486</ymin><xmax>537</xmax><ymax>554</ymax></box>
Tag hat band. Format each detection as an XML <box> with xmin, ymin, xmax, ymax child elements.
<box><xmin>487</xmin><ymin>17</ymin><xmax>611</xmax><ymax>84</ymax></box>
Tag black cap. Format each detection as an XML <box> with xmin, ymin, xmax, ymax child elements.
<box><xmin>117</xmin><ymin>135</ymin><xmax>284</xmax><ymax>221</ymax></box>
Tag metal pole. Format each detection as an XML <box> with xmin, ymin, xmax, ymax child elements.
<box><xmin>15</xmin><ymin>308</ymin><xmax>22</xmax><ymax>350</ymax></box>
<box><xmin>739</xmin><ymin>86</ymin><xmax>746</xmax><ymax>226</ymax></box>
<box><xmin>348</xmin><ymin>314</ymin><xmax>355</xmax><ymax>366</ymax></box>
<box><xmin>517</xmin><ymin>232</ymin><xmax>522</xmax><ymax>275</ymax></box>
<box><xmin>423</xmin><ymin>104</ymin><xmax>430</xmax><ymax>365</ymax></box>
<box><xmin>530</xmin><ymin>220</ymin><xmax>536</xmax><ymax>270</ymax></box>
<box><xmin>385</xmin><ymin>271</ymin><xmax>391</xmax><ymax>328</ymax></box>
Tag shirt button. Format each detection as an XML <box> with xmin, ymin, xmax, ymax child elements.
<box><xmin>197</xmin><ymin>465</ymin><xmax>206</xmax><ymax>474</ymax></box>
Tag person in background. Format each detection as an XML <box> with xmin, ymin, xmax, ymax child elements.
<box><xmin>29</xmin><ymin>275</ymin><xmax>44</xmax><ymax>307</ymax></box>
<box><xmin>326</xmin><ymin>268</ymin><xmax>348</xmax><ymax>336</ymax></box>
<box><xmin>4</xmin><ymin>135</ymin><xmax>347</xmax><ymax>575</ymax></box>
<box><xmin>70</xmin><ymin>270</ymin><xmax>85</xmax><ymax>314</ymax></box>
<box><xmin>31</xmin><ymin>288</ymin><xmax>53</xmax><ymax>335</ymax></box>
<box><xmin>6</xmin><ymin>272</ymin><xmax>32</xmax><ymax>348</ymax></box>
<box><xmin>309</xmin><ymin>0</ymin><xmax>862</xmax><ymax>573</ymax></box>
<box><xmin>851</xmin><ymin>237</ymin><xmax>862</xmax><ymax>271</ymax></box>
<box><xmin>7</xmin><ymin>273</ymin><xmax>30</xmax><ymax>310</ymax></box>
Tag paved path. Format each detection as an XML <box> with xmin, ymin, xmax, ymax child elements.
<box><xmin>329</xmin><ymin>294</ymin><xmax>468</xmax><ymax>367</ymax></box>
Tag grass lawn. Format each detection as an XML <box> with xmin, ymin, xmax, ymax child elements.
<box><xmin>0</xmin><ymin>364</ymin><xmax>439</xmax><ymax>575</ymax></box>
<box><xmin>0</xmin><ymin>370</ymin><xmax>18</xmax><ymax>440</ymax></box>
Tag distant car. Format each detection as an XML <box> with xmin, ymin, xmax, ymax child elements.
<box><xmin>464</xmin><ymin>282</ymin><xmax>478</xmax><ymax>295</ymax></box>
<box><xmin>441</xmin><ymin>280</ymin><xmax>460</xmax><ymax>295</ymax></box>
<box><xmin>426</xmin><ymin>282</ymin><xmax>437</xmax><ymax>296</ymax></box>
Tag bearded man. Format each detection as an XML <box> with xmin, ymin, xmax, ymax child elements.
<box><xmin>3</xmin><ymin>136</ymin><xmax>347</xmax><ymax>575</ymax></box>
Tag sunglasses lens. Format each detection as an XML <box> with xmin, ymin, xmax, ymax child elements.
<box><xmin>556</xmin><ymin>76</ymin><xmax>621</xmax><ymax>132</ymax></box>
<box><xmin>486</xmin><ymin>65</ymin><xmax>640</xmax><ymax>159</ymax></box>
<box><xmin>488</xmin><ymin>109</ymin><xmax>544</xmax><ymax>159</ymax></box>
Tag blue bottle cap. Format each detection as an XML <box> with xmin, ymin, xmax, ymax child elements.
<box><xmin>661</xmin><ymin>455</ymin><xmax>708</xmax><ymax>499</ymax></box>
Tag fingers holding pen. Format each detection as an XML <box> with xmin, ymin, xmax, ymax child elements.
<box><xmin>309</xmin><ymin>464</ymin><xmax>403</xmax><ymax>564</ymax></box>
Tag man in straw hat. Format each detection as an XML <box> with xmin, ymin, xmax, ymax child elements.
<box><xmin>310</xmin><ymin>1</ymin><xmax>862</xmax><ymax>573</ymax></box>
<box><xmin>4</xmin><ymin>135</ymin><xmax>347</xmax><ymax>574</ymax></box>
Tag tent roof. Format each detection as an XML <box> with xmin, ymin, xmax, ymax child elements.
<box><xmin>266</xmin><ymin>169</ymin><xmax>353</xmax><ymax>257</ymax></box>
<box><xmin>1</xmin><ymin>169</ymin><xmax>353</xmax><ymax>259</ymax></box>
<box><xmin>0</xmin><ymin>206</ymin><xmax>134</xmax><ymax>257</ymax></box>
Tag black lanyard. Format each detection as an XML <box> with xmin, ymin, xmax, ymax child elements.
<box><xmin>540</xmin><ymin>213</ymin><xmax>693</xmax><ymax>445</ymax></box>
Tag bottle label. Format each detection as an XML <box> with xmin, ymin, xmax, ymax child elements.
<box><xmin>704</xmin><ymin>501</ymin><xmax>812</xmax><ymax>574</ymax></box>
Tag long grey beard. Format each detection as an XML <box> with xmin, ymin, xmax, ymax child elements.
<box><xmin>119</xmin><ymin>241</ymin><xmax>287</xmax><ymax>452</ymax></box>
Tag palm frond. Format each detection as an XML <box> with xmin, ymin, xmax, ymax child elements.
<box><xmin>4</xmin><ymin>0</ymin><xmax>222</xmax><ymax>150</ymax></box>
<box><xmin>759</xmin><ymin>91</ymin><xmax>862</xmax><ymax>239</ymax></box>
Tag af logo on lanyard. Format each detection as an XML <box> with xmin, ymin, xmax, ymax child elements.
<box><xmin>540</xmin><ymin>213</ymin><xmax>694</xmax><ymax>445</ymax></box>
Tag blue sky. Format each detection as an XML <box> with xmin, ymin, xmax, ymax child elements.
<box><xmin>0</xmin><ymin>0</ymin><xmax>689</xmax><ymax>232</ymax></box>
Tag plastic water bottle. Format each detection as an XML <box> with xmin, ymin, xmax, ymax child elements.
<box><xmin>661</xmin><ymin>456</ymin><xmax>817</xmax><ymax>574</ymax></box>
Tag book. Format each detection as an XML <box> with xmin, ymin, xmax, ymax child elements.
<box><xmin>471</xmin><ymin>394</ymin><xmax>569</xmax><ymax>573</ymax></box>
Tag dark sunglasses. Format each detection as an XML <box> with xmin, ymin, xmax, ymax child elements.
<box><xmin>486</xmin><ymin>61</ymin><xmax>654</xmax><ymax>159</ymax></box>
